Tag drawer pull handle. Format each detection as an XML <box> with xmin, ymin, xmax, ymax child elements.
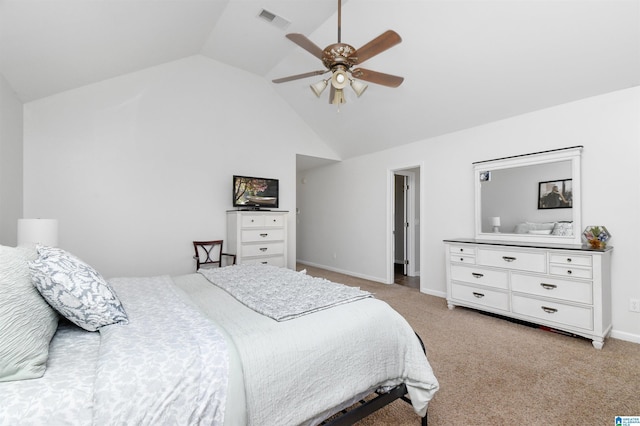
<box><xmin>471</xmin><ymin>272</ymin><xmax>484</xmax><ymax>279</ymax></box>
<box><xmin>566</xmin><ymin>270</ymin><xmax>572</xmax><ymax>275</ymax></box>
<box><xmin>460</xmin><ymin>248</ymin><xmax>464</xmax><ymax>252</ymax></box>
<box><xmin>460</xmin><ymin>257</ymin><xmax>465</xmax><ymax>262</ymax></box>
<box><xmin>472</xmin><ymin>292</ymin><xmax>485</xmax><ymax>298</ymax></box>
<box><xmin>261</xmin><ymin>261</ymin><xmax>268</xmax><ymax>264</ymax></box>
<box><xmin>541</xmin><ymin>306</ymin><xmax>558</xmax><ymax>314</ymax></box>
<box><xmin>540</xmin><ymin>283</ymin><xmax>557</xmax><ymax>290</ymax></box>
<box><xmin>259</xmin><ymin>247</ymin><xmax>268</xmax><ymax>252</ymax></box>
<box><xmin>260</xmin><ymin>233</ymin><xmax>268</xmax><ymax>237</ymax></box>
<box><xmin>502</xmin><ymin>256</ymin><xmax>516</xmax><ymax>262</ymax></box>
<box><xmin>567</xmin><ymin>258</ymin><xmax>572</xmax><ymax>263</ymax></box>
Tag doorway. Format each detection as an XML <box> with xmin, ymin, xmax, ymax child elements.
<box><xmin>391</xmin><ymin>167</ymin><xmax>420</xmax><ymax>289</ymax></box>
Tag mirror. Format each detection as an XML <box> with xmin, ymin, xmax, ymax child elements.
<box><xmin>474</xmin><ymin>146</ymin><xmax>582</xmax><ymax>244</ymax></box>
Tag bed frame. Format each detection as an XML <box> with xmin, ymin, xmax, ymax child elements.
<box><xmin>321</xmin><ymin>333</ymin><xmax>429</xmax><ymax>426</ymax></box>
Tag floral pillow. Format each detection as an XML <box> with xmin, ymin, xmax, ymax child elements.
<box><xmin>30</xmin><ymin>246</ymin><xmax>128</xmax><ymax>332</ymax></box>
<box><xmin>552</xmin><ymin>221</ymin><xmax>573</xmax><ymax>236</ymax></box>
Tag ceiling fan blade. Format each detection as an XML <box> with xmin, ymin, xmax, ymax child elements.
<box><xmin>351</xmin><ymin>68</ymin><xmax>404</xmax><ymax>88</ymax></box>
<box><xmin>272</xmin><ymin>70</ymin><xmax>328</xmax><ymax>84</ymax></box>
<box><xmin>286</xmin><ymin>33</ymin><xmax>324</xmax><ymax>60</ymax></box>
<box><xmin>355</xmin><ymin>30</ymin><xmax>402</xmax><ymax>64</ymax></box>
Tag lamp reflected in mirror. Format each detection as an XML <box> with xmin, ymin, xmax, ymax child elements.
<box><xmin>491</xmin><ymin>216</ymin><xmax>501</xmax><ymax>233</ymax></box>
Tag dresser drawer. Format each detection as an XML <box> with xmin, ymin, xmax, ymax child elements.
<box><xmin>477</xmin><ymin>248</ymin><xmax>546</xmax><ymax>273</ymax></box>
<box><xmin>241</xmin><ymin>214</ymin><xmax>284</xmax><ymax>228</ymax></box>
<box><xmin>511</xmin><ymin>273</ymin><xmax>593</xmax><ymax>304</ymax></box>
<box><xmin>451</xmin><ymin>283</ymin><xmax>509</xmax><ymax>311</ymax></box>
<box><xmin>549</xmin><ymin>253</ymin><xmax>592</xmax><ymax>267</ymax></box>
<box><xmin>451</xmin><ymin>254</ymin><xmax>475</xmax><ymax>264</ymax></box>
<box><xmin>242</xmin><ymin>242</ymin><xmax>284</xmax><ymax>257</ymax></box>
<box><xmin>450</xmin><ymin>264</ymin><xmax>508</xmax><ymax>289</ymax></box>
<box><xmin>241</xmin><ymin>255</ymin><xmax>285</xmax><ymax>267</ymax></box>
<box><xmin>242</xmin><ymin>229</ymin><xmax>285</xmax><ymax>242</ymax></box>
<box><xmin>241</xmin><ymin>215</ymin><xmax>266</xmax><ymax>227</ymax></box>
<box><xmin>549</xmin><ymin>265</ymin><xmax>592</xmax><ymax>280</ymax></box>
<box><xmin>449</xmin><ymin>245</ymin><xmax>475</xmax><ymax>256</ymax></box>
<box><xmin>512</xmin><ymin>295</ymin><xmax>593</xmax><ymax>330</ymax></box>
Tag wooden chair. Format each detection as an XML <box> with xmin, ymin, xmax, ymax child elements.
<box><xmin>193</xmin><ymin>240</ymin><xmax>236</xmax><ymax>271</ymax></box>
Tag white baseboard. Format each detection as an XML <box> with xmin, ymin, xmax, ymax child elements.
<box><xmin>296</xmin><ymin>260</ymin><xmax>387</xmax><ymax>284</ymax></box>
<box><xmin>420</xmin><ymin>288</ymin><xmax>447</xmax><ymax>298</ymax></box>
<box><xmin>610</xmin><ymin>329</ymin><xmax>640</xmax><ymax>345</ymax></box>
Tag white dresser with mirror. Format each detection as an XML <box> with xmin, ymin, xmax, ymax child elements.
<box><xmin>445</xmin><ymin>146</ymin><xmax>613</xmax><ymax>349</ymax></box>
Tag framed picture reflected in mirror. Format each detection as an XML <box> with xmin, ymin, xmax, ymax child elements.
<box><xmin>538</xmin><ymin>179</ymin><xmax>572</xmax><ymax>209</ymax></box>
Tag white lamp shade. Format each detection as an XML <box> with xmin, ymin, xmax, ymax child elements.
<box><xmin>17</xmin><ymin>219</ymin><xmax>58</xmax><ymax>247</ymax></box>
<box><xmin>491</xmin><ymin>217</ymin><xmax>501</xmax><ymax>227</ymax></box>
<box><xmin>310</xmin><ymin>80</ymin><xmax>328</xmax><ymax>97</ymax></box>
<box><xmin>350</xmin><ymin>79</ymin><xmax>368</xmax><ymax>97</ymax></box>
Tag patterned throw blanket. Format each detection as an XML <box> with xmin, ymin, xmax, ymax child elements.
<box><xmin>199</xmin><ymin>265</ymin><xmax>373</xmax><ymax>321</ymax></box>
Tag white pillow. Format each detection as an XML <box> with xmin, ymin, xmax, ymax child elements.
<box><xmin>30</xmin><ymin>246</ymin><xmax>128</xmax><ymax>332</ymax></box>
<box><xmin>0</xmin><ymin>245</ymin><xmax>59</xmax><ymax>382</ymax></box>
<box><xmin>528</xmin><ymin>229</ymin><xmax>553</xmax><ymax>235</ymax></box>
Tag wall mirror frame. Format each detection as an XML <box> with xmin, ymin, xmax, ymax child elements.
<box><xmin>474</xmin><ymin>146</ymin><xmax>583</xmax><ymax>245</ymax></box>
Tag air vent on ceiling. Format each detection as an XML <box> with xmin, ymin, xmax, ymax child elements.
<box><xmin>258</xmin><ymin>8</ymin><xmax>291</xmax><ymax>30</ymax></box>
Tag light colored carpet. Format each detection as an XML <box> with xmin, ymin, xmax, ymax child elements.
<box><xmin>299</xmin><ymin>264</ymin><xmax>640</xmax><ymax>425</ymax></box>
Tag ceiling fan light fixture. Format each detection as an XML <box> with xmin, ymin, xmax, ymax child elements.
<box><xmin>331</xmin><ymin>67</ymin><xmax>349</xmax><ymax>90</ymax></box>
<box><xmin>350</xmin><ymin>79</ymin><xmax>368</xmax><ymax>97</ymax></box>
<box><xmin>310</xmin><ymin>79</ymin><xmax>328</xmax><ymax>97</ymax></box>
<box><xmin>332</xmin><ymin>88</ymin><xmax>346</xmax><ymax>105</ymax></box>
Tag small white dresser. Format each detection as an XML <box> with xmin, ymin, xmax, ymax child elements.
<box><xmin>227</xmin><ymin>210</ymin><xmax>288</xmax><ymax>267</ymax></box>
<box><xmin>444</xmin><ymin>238</ymin><xmax>612</xmax><ymax>349</ymax></box>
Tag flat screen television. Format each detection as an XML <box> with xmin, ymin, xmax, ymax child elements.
<box><xmin>233</xmin><ymin>175</ymin><xmax>279</xmax><ymax>209</ymax></box>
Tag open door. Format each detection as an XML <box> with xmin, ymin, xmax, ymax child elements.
<box><xmin>394</xmin><ymin>174</ymin><xmax>409</xmax><ymax>275</ymax></box>
<box><xmin>391</xmin><ymin>167</ymin><xmax>420</xmax><ymax>284</ymax></box>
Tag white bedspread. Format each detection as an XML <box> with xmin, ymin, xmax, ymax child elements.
<box><xmin>1</xmin><ymin>275</ymin><xmax>233</xmax><ymax>426</ymax></box>
<box><xmin>0</xmin><ymin>322</ymin><xmax>99</xmax><ymax>425</ymax></box>
<box><xmin>97</xmin><ymin>276</ymin><xmax>231</xmax><ymax>425</ymax></box>
<box><xmin>173</xmin><ymin>272</ymin><xmax>439</xmax><ymax>426</ymax></box>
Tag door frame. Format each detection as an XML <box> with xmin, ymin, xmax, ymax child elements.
<box><xmin>387</xmin><ymin>164</ymin><xmax>421</xmax><ymax>284</ymax></box>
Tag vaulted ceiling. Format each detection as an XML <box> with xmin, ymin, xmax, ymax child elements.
<box><xmin>1</xmin><ymin>0</ymin><xmax>638</xmax><ymax>160</ymax></box>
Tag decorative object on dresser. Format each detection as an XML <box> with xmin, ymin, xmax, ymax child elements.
<box><xmin>227</xmin><ymin>210</ymin><xmax>288</xmax><ymax>267</ymax></box>
<box><xmin>444</xmin><ymin>239</ymin><xmax>612</xmax><ymax>349</ymax></box>
<box><xmin>193</xmin><ymin>240</ymin><xmax>236</xmax><ymax>271</ymax></box>
<box><xmin>583</xmin><ymin>226</ymin><xmax>611</xmax><ymax>250</ymax></box>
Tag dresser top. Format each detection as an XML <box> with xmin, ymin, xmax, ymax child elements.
<box><xmin>227</xmin><ymin>209</ymin><xmax>289</xmax><ymax>213</ymax></box>
<box><xmin>443</xmin><ymin>237</ymin><xmax>612</xmax><ymax>252</ymax></box>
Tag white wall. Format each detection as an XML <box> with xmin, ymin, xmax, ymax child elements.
<box><xmin>23</xmin><ymin>55</ymin><xmax>338</xmax><ymax>278</ymax></box>
<box><xmin>297</xmin><ymin>87</ymin><xmax>640</xmax><ymax>343</ymax></box>
<box><xmin>0</xmin><ymin>73</ymin><xmax>23</xmax><ymax>246</ymax></box>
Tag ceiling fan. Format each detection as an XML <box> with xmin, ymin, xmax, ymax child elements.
<box><xmin>272</xmin><ymin>0</ymin><xmax>404</xmax><ymax>106</ymax></box>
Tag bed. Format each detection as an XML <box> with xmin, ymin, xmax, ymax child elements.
<box><xmin>0</xmin><ymin>244</ymin><xmax>439</xmax><ymax>425</ymax></box>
